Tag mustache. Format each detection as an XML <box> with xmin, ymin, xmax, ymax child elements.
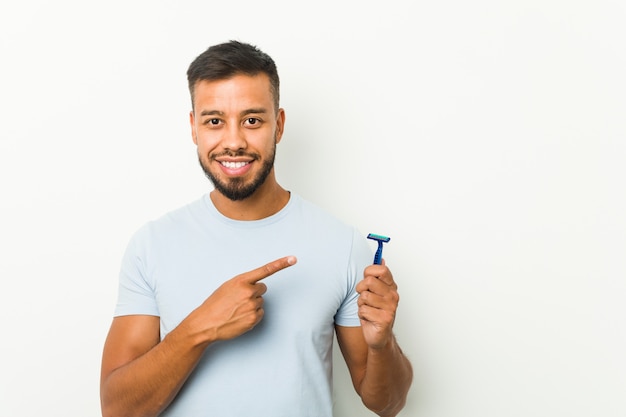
<box><xmin>210</xmin><ymin>150</ymin><xmax>260</xmax><ymax>160</ymax></box>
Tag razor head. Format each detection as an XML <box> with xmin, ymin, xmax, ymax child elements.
<box><xmin>367</xmin><ymin>233</ymin><xmax>391</xmax><ymax>243</ymax></box>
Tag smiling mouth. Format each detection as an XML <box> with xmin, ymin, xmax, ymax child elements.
<box><xmin>220</xmin><ymin>161</ymin><xmax>249</xmax><ymax>169</ymax></box>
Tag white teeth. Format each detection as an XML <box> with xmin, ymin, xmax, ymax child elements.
<box><xmin>221</xmin><ymin>161</ymin><xmax>248</xmax><ymax>169</ymax></box>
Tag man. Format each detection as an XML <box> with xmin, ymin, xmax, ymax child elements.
<box><xmin>100</xmin><ymin>40</ymin><xmax>413</xmax><ymax>417</ymax></box>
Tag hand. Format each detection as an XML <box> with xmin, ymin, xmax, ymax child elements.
<box><xmin>356</xmin><ymin>260</ymin><xmax>399</xmax><ymax>350</ymax></box>
<box><xmin>186</xmin><ymin>256</ymin><xmax>297</xmax><ymax>343</ymax></box>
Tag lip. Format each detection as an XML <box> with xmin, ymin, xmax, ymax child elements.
<box><xmin>216</xmin><ymin>158</ymin><xmax>253</xmax><ymax>176</ymax></box>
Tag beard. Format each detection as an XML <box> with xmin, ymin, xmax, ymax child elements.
<box><xmin>198</xmin><ymin>141</ymin><xmax>276</xmax><ymax>201</ymax></box>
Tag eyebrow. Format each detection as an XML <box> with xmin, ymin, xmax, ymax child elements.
<box><xmin>199</xmin><ymin>108</ymin><xmax>268</xmax><ymax>117</ymax></box>
<box><xmin>199</xmin><ymin>110</ymin><xmax>223</xmax><ymax>117</ymax></box>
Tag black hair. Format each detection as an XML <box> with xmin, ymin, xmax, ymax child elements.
<box><xmin>186</xmin><ymin>40</ymin><xmax>280</xmax><ymax>111</ymax></box>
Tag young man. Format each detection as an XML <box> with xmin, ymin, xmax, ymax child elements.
<box><xmin>100</xmin><ymin>40</ymin><xmax>413</xmax><ymax>417</ymax></box>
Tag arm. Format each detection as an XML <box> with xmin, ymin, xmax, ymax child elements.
<box><xmin>100</xmin><ymin>314</ymin><xmax>208</xmax><ymax>417</ymax></box>
<box><xmin>335</xmin><ymin>262</ymin><xmax>413</xmax><ymax>417</ymax></box>
<box><xmin>100</xmin><ymin>256</ymin><xmax>297</xmax><ymax>417</ymax></box>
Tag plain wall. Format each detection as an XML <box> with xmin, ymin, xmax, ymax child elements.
<box><xmin>1</xmin><ymin>1</ymin><xmax>624</xmax><ymax>416</ymax></box>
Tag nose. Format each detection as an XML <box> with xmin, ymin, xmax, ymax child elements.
<box><xmin>221</xmin><ymin>123</ymin><xmax>247</xmax><ymax>152</ymax></box>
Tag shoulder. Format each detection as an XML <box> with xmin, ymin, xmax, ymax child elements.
<box><xmin>126</xmin><ymin>194</ymin><xmax>210</xmax><ymax>247</ymax></box>
<box><xmin>290</xmin><ymin>193</ymin><xmax>353</xmax><ymax>231</ymax></box>
<box><xmin>289</xmin><ymin>193</ymin><xmax>370</xmax><ymax>254</ymax></box>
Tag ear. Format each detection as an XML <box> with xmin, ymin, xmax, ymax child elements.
<box><xmin>274</xmin><ymin>108</ymin><xmax>286</xmax><ymax>144</ymax></box>
<box><xmin>190</xmin><ymin>110</ymin><xmax>198</xmax><ymax>145</ymax></box>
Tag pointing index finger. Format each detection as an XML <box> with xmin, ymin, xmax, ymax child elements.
<box><xmin>244</xmin><ymin>256</ymin><xmax>297</xmax><ymax>284</ymax></box>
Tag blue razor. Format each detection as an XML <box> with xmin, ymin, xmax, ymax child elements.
<box><xmin>367</xmin><ymin>233</ymin><xmax>391</xmax><ymax>265</ymax></box>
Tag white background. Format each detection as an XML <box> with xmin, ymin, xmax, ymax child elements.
<box><xmin>1</xmin><ymin>1</ymin><xmax>625</xmax><ymax>416</ymax></box>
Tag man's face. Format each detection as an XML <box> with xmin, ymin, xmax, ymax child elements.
<box><xmin>190</xmin><ymin>74</ymin><xmax>285</xmax><ymax>201</ymax></box>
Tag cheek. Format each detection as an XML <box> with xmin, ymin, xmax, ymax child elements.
<box><xmin>195</xmin><ymin>133</ymin><xmax>219</xmax><ymax>152</ymax></box>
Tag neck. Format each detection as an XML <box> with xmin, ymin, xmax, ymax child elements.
<box><xmin>210</xmin><ymin>177</ymin><xmax>290</xmax><ymax>221</ymax></box>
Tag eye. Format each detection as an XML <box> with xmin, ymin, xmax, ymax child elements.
<box><xmin>244</xmin><ymin>117</ymin><xmax>262</xmax><ymax>128</ymax></box>
<box><xmin>203</xmin><ymin>118</ymin><xmax>221</xmax><ymax>126</ymax></box>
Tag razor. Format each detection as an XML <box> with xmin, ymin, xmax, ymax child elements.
<box><xmin>367</xmin><ymin>233</ymin><xmax>391</xmax><ymax>265</ymax></box>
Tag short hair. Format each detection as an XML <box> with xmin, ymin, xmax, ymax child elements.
<box><xmin>186</xmin><ymin>40</ymin><xmax>280</xmax><ymax>112</ymax></box>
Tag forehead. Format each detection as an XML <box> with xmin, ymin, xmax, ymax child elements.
<box><xmin>192</xmin><ymin>74</ymin><xmax>274</xmax><ymax>113</ymax></box>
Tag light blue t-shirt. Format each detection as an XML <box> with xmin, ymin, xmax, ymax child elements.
<box><xmin>115</xmin><ymin>192</ymin><xmax>373</xmax><ymax>416</ymax></box>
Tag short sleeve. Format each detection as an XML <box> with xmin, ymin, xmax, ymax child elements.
<box><xmin>113</xmin><ymin>225</ymin><xmax>159</xmax><ymax>317</ymax></box>
<box><xmin>334</xmin><ymin>228</ymin><xmax>372</xmax><ymax>326</ymax></box>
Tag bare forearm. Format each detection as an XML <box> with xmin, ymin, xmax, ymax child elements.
<box><xmin>101</xmin><ymin>327</ymin><xmax>208</xmax><ymax>417</ymax></box>
<box><xmin>359</xmin><ymin>337</ymin><xmax>413</xmax><ymax>417</ymax></box>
